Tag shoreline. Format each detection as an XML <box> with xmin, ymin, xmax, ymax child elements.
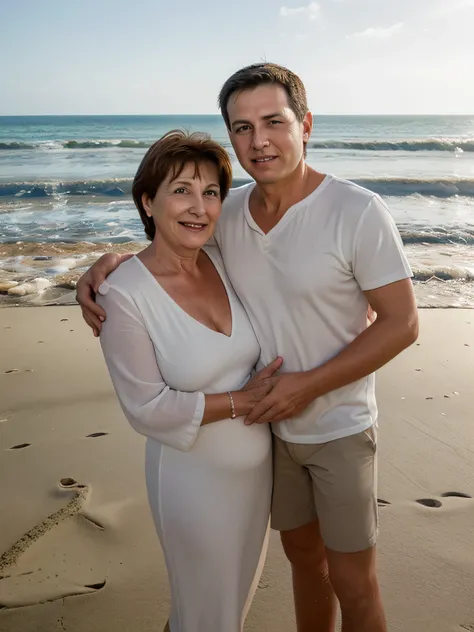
<box><xmin>1</xmin><ymin>240</ymin><xmax>473</xmax><ymax>309</ymax></box>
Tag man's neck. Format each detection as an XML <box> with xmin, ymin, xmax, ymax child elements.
<box><xmin>252</xmin><ymin>162</ymin><xmax>326</xmax><ymax>217</ymax></box>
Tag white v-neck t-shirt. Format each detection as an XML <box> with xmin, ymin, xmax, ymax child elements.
<box><xmin>214</xmin><ymin>174</ymin><xmax>413</xmax><ymax>444</ymax></box>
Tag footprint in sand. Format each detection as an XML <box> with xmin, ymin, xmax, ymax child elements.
<box><xmin>377</xmin><ymin>499</ymin><xmax>391</xmax><ymax>507</ymax></box>
<box><xmin>86</xmin><ymin>432</ymin><xmax>109</xmax><ymax>438</ymax></box>
<box><xmin>0</xmin><ymin>478</ymin><xmax>106</xmax><ymax>608</ymax></box>
<box><xmin>415</xmin><ymin>493</ymin><xmax>472</xmax><ymax>508</ymax></box>
<box><xmin>460</xmin><ymin>625</ymin><xmax>474</xmax><ymax>631</ymax></box>
<box><xmin>8</xmin><ymin>443</ymin><xmax>31</xmax><ymax>450</ymax></box>
<box><xmin>416</xmin><ymin>498</ymin><xmax>442</xmax><ymax>508</ymax></box>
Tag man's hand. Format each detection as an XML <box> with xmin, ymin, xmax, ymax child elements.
<box><xmin>245</xmin><ymin>279</ymin><xmax>417</xmax><ymax>425</ymax></box>
<box><xmin>76</xmin><ymin>253</ymin><xmax>132</xmax><ymax>336</ymax></box>
<box><xmin>244</xmin><ymin>371</ymin><xmax>315</xmax><ymax>425</ymax></box>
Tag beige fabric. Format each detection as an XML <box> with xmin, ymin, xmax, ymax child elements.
<box><xmin>271</xmin><ymin>426</ymin><xmax>378</xmax><ymax>553</ymax></box>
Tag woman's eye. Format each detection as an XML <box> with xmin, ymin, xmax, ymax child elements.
<box><xmin>205</xmin><ymin>190</ymin><xmax>219</xmax><ymax>197</ymax></box>
<box><xmin>174</xmin><ymin>188</ymin><xmax>186</xmax><ymax>194</ymax></box>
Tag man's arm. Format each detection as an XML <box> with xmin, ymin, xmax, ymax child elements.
<box><xmin>245</xmin><ymin>277</ymin><xmax>418</xmax><ymax>424</ymax></box>
<box><xmin>76</xmin><ymin>253</ymin><xmax>135</xmax><ymax>336</ymax></box>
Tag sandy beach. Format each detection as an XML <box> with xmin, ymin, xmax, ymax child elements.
<box><xmin>1</xmin><ymin>306</ymin><xmax>473</xmax><ymax>632</ymax></box>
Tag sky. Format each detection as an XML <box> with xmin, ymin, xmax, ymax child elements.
<box><xmin>2</xmin><ymin>0</ymin><xmax>474</xmax><ymax>115</ymax></box>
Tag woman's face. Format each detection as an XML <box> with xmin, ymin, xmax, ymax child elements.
<box><xmin>143</xmin><ymin>161</ymin><xmax>222</xmax><ymax>253</ymax></box>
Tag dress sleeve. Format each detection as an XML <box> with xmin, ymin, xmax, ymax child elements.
<box><xmin>97</xmin><ymin>283</ymin><xmax>205</xmax><ymax>451</ymax></box>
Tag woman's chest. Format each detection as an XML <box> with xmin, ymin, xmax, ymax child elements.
<box><xmin>159</xmin><ymin>276</ymin><xmax>233</xmax><ymax>337</ymax></box>
<box><xmin>136</xmin><ymin>285</ymin><xmax>260</xmax><ymax>392</ymax></box>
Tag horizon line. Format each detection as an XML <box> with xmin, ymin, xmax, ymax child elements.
<box><xmin>1</xmin><ymin>112</ymin><xmax>474</xmax><ymax>118</ymax></box>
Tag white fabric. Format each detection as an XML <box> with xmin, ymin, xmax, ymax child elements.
<box><xmin>215</xmin><ymin>174</ymin><xmax>413</xmax><ymax>444</ymax></box>
<box><xmin>97</xmin><ymin>248</ymin><xmax>272</xmax><ymax>632</ymax></box>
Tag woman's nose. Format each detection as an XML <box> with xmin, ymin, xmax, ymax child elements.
<box><xmin>189</xmin><ymin>195</ymin><xmax>206</xmax><ymax>216</ymax></box>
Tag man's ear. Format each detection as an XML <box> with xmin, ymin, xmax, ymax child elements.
<box><xmin>303</xmin><ymin>111</ymin><xmax>313</xmax><ymax>143</ymax></box>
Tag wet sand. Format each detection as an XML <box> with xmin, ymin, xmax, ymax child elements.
<box><xmin>1</xmin><ymin>307</ymin><xmax>473</xmax><ymax>631</ymax></box>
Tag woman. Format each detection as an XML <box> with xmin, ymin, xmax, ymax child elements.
<box><xmin>96</xmin><ymin>130</ymin><xmax>281</xmax><ymax>632</ymax></box>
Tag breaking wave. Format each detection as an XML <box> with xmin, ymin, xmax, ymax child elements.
<box><xmin>0</xmin><ymin>140</ymin><xmax>151</xmax><ymax>150</ymax></box>
<box><xmin>2</xmin><ymin>137</ymin><xmax>474</xmax><ymax>153</ymax></box>
<box><xmin>308</xmin><ymin>139</ymin><xmax>474</xmax><ymax>152</ymax></box>
<box><xmin>2</xmin><ymin>177</ymin><xmax>474</xmax><ymax>199</ymax></box>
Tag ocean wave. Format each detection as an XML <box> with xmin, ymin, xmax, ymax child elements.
<box><xmin>308</xmin><ymin>139</ymin><xmax>474</xmax><ymax>152</ymax></box>
<box><xmin>0</xmin><ymin>139</ymin><xmax>155</xmax><ymax>151</ymax></box>
<box><xmin>399</xmin><ymin>227</ymin><xmax>474</xmax><ymax>246</ymax></box>
<box><xmin>0</xmin><ymin>178</ymin><xmax>252</xmax><ymax>199</ymax></box>
<box><xmin>63</xmin><ymin>140</ymin><xmax>151</xmax><ymax>149</ymax></box>
<box><xmin>411</xmin><ymin>265</ymin><xmax>474</xmax><ymax>282</ymax></box>
<box><xmin>1</xmin><ymin>137</ymin><xmax>474</xmax><ymax>152</ymax></box>
<box><xmin>354</xmin><ymin>178</ymin><xmax>474</xmax><ymax>198</ymax></box>
<box><xmin>2</xmin><ymin>177</ymin><xmax>474</xmax><ymax>200</ymax></box>
<box><xmin>0</xmin><ymin>142</ymin><xmax>37</xmax><ymax>150</ymax></box>
<box><xmin>0</xmin><ymin>179</ymin><xmax>134</xmax><ymax>198</ymax></box>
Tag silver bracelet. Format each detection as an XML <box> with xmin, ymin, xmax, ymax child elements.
<box><xmin>227</xmin><ymin>391</ymin><xmax>236</xmax><ymax>419</ymax></box>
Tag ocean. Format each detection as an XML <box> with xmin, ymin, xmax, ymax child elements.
<box><xmin>0</xmin><ymin>114</ymin><xmax>473</xmax><ymax>307</ymax></box>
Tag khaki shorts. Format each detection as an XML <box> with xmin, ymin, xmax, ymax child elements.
<box><xmin>271</xmin><ymin>426</ymin><xmax>378</xmax><ymax>553</ymax></box>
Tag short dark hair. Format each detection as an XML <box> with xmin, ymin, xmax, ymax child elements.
<box><xmin>218</xmin><ymin>63</ymin><xmax>308</xmax><ymax>130</ymax></box>
<box><xmin>132</xmin><ymin>130</ymin><xmax>233</xmax><ymax>241</ymax></box>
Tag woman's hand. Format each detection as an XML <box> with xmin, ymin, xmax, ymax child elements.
<box><xmin>232</xmin><ymin>357</ymin><xmax>283</xmax><ymax>416</ymax></box>
<box><xmin>243</xmin><ymin>357</ymin><xmax>283</xmax><ymax>392</ymax></box>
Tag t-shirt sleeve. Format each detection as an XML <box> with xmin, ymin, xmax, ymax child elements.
<box><xmin>352</xmin><ymin>195</ymin><xmax>413</xmax><ymax>292</ymax></box>
<box><xmin>96</xmin><ymin>284</ymin><xmax>205</xmax><ymax>451</ymax></box>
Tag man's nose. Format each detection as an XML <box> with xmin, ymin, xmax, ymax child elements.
<box><xmin>251</xmin><ymin>130</ymin><xmax>270</xmax><ymax>151</ymax></box>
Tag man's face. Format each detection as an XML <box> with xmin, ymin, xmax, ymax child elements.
<box><xmin>226</xmin><ymin>84</ymin><xmax>312</xmax><ymax>185</ymax></box>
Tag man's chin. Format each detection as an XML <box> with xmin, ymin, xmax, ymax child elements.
<box><xmin>247</xmin><ymin>168</ymin><xmax>282</xmax><ymax>186</ymax></box>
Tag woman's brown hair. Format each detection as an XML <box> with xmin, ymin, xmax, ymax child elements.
<box><xmin>132</xmin><ymin>129</ymin><xmax>233</xmax><ymax>240</ymax></box>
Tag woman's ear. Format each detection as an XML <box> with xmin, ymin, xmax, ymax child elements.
<box><xmin>142</xmin><ymin>193</ymin><xmax>152</xmax><ymax>218</ymax></box>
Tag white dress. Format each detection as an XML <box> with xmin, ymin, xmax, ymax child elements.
<box><xmin>97</xmin><ymin>247</ymin><xmax>272</xmax><ymax>632</ymax></box>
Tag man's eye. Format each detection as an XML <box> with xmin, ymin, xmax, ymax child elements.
<box><xmin>236</xmin><ymin>125</ymin><xmax>250</xmax><ymax>133</ymax></box>
<box><xmin>269</xmin><ymin>120</ymin><xmax>281</xmax><ymax>125</ymax></box>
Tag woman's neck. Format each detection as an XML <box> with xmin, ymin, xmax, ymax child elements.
<box><xmin>139</xmin><ymin>237</ymin><xmax>202</xmax><ymax>279</ymax></box>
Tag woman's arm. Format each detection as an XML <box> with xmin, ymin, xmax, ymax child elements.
<box><xmin>97</xmin><ymin>284</ymin><xmax>279</xmax><ymax>451</ymax></box>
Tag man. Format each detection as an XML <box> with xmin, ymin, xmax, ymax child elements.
<box><xmin>77</xmin><ymin>63</ymin><xmax>418</xmax><ymax>631</ymax></box>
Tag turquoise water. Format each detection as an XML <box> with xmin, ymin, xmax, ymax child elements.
<box><xmin>0</xmin><ymin>115</ymin><xmax>474</xmax><ymax>307</ymax></box>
